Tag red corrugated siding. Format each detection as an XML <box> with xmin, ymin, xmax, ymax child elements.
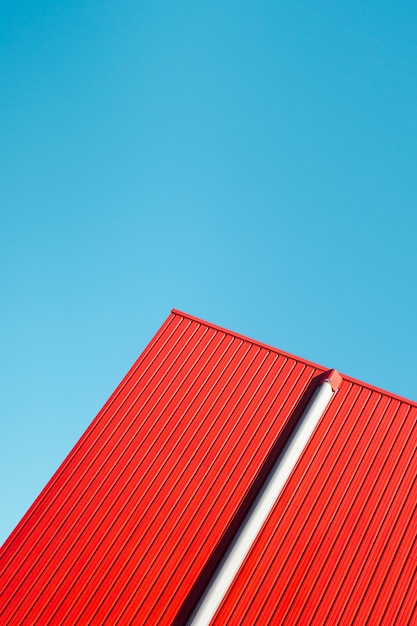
<box><xmin>1</xmin><ymin>311</ymin><xmax>325</xmax><ymax>624</ymax></box>
<box><xmin>214</xmin><ymin>381</ymin><xmax>417</xmax><ymax>625</ymax></box>
<box><xmin>1</xmin><ymin>310</ymin><xmax>416</xmax><ymax>625</ymax></box>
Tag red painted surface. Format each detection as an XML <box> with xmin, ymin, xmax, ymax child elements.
<box><xmin>1</xmin><ymin>310</ymin><xmax>416</xmax><ymax>625</ymax></box>
<box><xmin>324</xmin><ymin>367</ymin><xmax>343</xmax><ymax>391</ymax></box>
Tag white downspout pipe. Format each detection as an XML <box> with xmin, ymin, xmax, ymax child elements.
<box><xmin>188</xmin><ymin>369</ymin><xmax>342</xmax><ymax>626</ymax></box>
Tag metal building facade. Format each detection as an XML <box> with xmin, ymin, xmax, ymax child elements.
<box><xmin>1</xmin><ymin>310</ymin><xmax>416</xmax><ymax>624</ymax></box>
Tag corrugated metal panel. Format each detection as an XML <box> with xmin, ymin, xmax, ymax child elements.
<box><xmin>1</xmin><ymin>310</ymin><xmax>327</xmax><ymax>624</ymax></box>
<box><xmin>2</xmin><ymin>310</ymin><xmax>416</xmax><ymax>625</ymax></box>
<box><xmin>213</xmin><ymin>378</ymin><xmax>417</xmax><ymax>625</ymax></box>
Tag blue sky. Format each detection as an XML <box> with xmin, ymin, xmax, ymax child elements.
<box><xmin>1</xmin><ymin>1</ymin><xmax>416</xmax><ymax>544</ymax></box>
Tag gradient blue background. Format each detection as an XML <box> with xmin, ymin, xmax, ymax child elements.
<box><xmin>1</xmin><ymin>1</ymin><xmax>416</xmax><ymax>544</ymax></box>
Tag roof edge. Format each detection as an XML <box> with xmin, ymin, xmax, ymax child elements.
<box><xmin>171</xmin><ymin>309</ymin><xmax>327</xmax><ymax>373</ymax></box>
<box><xmin>171</xmin><ymin>309</ymin><xmax>417</xmax><ymax>408</ymax></box>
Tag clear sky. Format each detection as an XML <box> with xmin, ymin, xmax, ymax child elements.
<box><xmin>1</xmin><ymin>1</ymin><xmax>416</xmax><ymax>544</ymax></box>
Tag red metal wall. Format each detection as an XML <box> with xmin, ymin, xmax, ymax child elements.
<box><xmin>1</xmin><ymin>310</ymin><xmax>416</xmax><ymax>625</ymax></box>
<box><xmin>214</xmin><ymin>372</ymin><xmax>417</xmax><ymax>624</ymax></box>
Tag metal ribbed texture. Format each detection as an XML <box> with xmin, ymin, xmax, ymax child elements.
<box><xmin>214</xmin><ymin>376</ymin><xmax>417</xmax><ymax>625</ymax></box>
<box><xmin>1</xmin><ymin>310</ymin><xmax>326</xmax><ymax>625</ymax></box>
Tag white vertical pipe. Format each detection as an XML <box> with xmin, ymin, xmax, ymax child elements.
<box><xmin>188</xmin><ymin>372</ymin><xmax>340</xmax><ymax>626</ymax></box>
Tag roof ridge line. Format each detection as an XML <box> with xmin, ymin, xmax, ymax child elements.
<box><xmin>171</xmin><ymin>309</ymin><xmax>327</xmax><ymax>373</ymax></box>
<box><xmin>171</xmin><ymin>309</ymin><xmax>417</xmax><ymax>408</ymax></box>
